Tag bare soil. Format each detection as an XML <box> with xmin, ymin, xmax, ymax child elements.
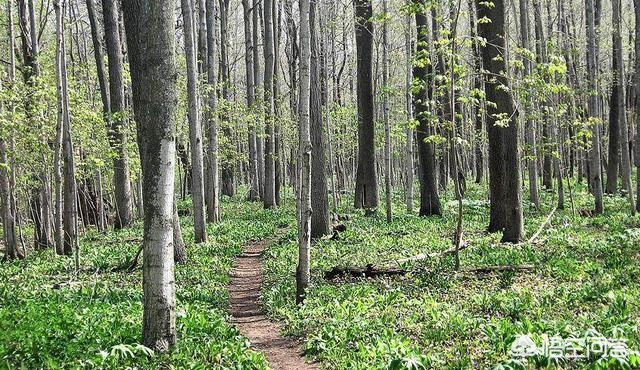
<box><xmin>229</xmin><ymin>237</ymin><xmax>318</xmax><ymax>370</ymax></box>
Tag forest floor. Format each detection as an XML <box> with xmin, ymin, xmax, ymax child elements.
<box><xmin>1</xmin><ymin>183</ymin><xmax>639</xmax><ymax>369</ymax></box>
<box><xmin>229</xmin><ymin>235</ymin><xmax>317</xmax><ymax>370</ymax></box>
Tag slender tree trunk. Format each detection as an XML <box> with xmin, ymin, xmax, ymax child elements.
<box><xmin>123</xmin><ymin>0</ymin><xmax>177</xmax><ymax>351</ymax></box>
<box><xmin>103</xmin><ymin>0</ymin><xmax>134</xmax><ymax>229</ymax></box>
<box><xmin>519</xmin><ymin>0</ymin><xmax>540</xmax><ymax>209</ymax></box>
<box><xmin>382</xmin><ymin>0</ymin><xmax>392</xmax><ymax>223</ymax></box>
<box><xmin>353</xmin><ymin>0</ymin><xmax>378</xmax><ymax>214</ymax></box>
<box><xmin>254</xmin><ymin>0</ymin><xmax>265</xmax><ymax>198</ymax></box>
<box><xmin>613</xmin><ymin>0</ymin><xmax>635</xmax><ymax>213</ymax></box>
<box><xmin>296</xmin><ymin>0</ymin><xmax>311</xmax><ymax>304</ymax></box>
<box><xmin>242</xmin><ymin>0</ymin><xmax>260</xmax><ymax>201</ymax></box>
<box><xmin>404</xmin><ymin>11</ymin><xmax>414</xmax><ymax>213</ymax></box>
<box><xmin>219</xmin><ymin>0</ymin><xmax>235</xmax><ymax>197</ymax></box>
<box><xmin>181</xmin><ymin>0</ymin><xmax>207</xmax><ymax>242</ymax></box>
<box><xmin>263</xmin><ymin>0</ymin><xmax>277</xmax><ymax>208</ymax></box>
<box><xmin>310</xmin><ymin>0</ymin><xmax>330</xmax><ymax>238</ymax></box>
<box><xmin>585</xmin><ymin>0</ymin><xmax>604</xmax><ymax>214</ymax></box>
<box><xmin>205</xmin><ymin>0</ymin><xmax>220</xmax><ymax>222</ymax></box>
<box><xmin>414</xmin><ymin>0</ymin><xmax>441</xmax><ymax>217</ymax></box>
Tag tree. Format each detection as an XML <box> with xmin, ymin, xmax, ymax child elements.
<box><xmin>263</xmin><ymin>0</ymin><xmax>277</xmax><ymax>209</ymax></box>
<box><xmin>102</xmin><ymin>0</ymin><xmax>134</xmax><ymax>229</ymax></box>
<box><xmin>382</xmin><ymin>0</ymin><xmax>392</xmax><ymax>223</ymax></box>
<box><xmin>181</xmin><ymin>0</ymin><xmax>207</xmax><ymax>242</ymax></box>
<box><xmin>477</xmin><ymin>0</ymin><xmax>524</xmax><ymax>242</ymax></box>
<box><xmin>219</xmin><ymin>0</ymin><xmax>235</xmax><ymax>197</ymax></box>
<box><xmin>122</xmin><ymin>0</ymin><xmax>178</xmax><ymax>351</ymax></box>
<box><xmin>612</xmin><ymin>0</ymin><xmax>635</xmax><ymax>213</ymax></box>
<box><xmin>353</xmin><ymin>0</ymin><xmax>378</xmax><ymax>214</ymax></box>
<box><xmin>585</xmin><ymin>0</ymin><xmax>604</xmax><ymax>214</ymax></box>
<box><xmin>310</xmin><ymin>0</ymin><xmax>331</xmax><ymax>238</ymax></box>
<box><xmin>634</xmin><ymin>0</ymin><xmax>640</xmax><ymax>212</ymax></box>
<box><xmin>205</xmin><ymin>0</ymin><xmax>220</xmax><ymax>222</ymax></box>
<box><xmin>414</xmin><ymin>0</ymin><xmax>441</xmax><ymax>217</ymax></box>
<box><xmin>296</xmin><ymin>0</ymin><xmax>311</xmax><ymax>304</ymax></box>
<box><xmin>518</xmin><ymin>0</ymin><xmax>540</xmax><ymax>209</ymax></box>
<box><xmin>242</xmin><ymin>0</ymin><xmax>260</xmax><ymax>201</ymax></box>
<box><xmin>404</xmin><ymin>11</ymin><xmax>414</xmax><ymax>213</ymax></box>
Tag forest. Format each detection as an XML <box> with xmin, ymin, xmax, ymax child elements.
<box><xmin>1</xmin><ymin>0</ymin><xmax>640</xmax><ymax>367</ymax></box>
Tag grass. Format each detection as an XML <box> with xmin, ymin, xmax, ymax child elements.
<box><xmin>0</xmin><ymin>196</ymin><xmax>290</xmax><ymax>369</ymax></box>
<box><xmin>263</xmin><ymin>182</ymin><xmax>640</xmax><ymax>369</ymax></box>
<box><xmin>1</xmin><ymin>181</ymin><xmax>640</xmax><ymax>369</ymax></box>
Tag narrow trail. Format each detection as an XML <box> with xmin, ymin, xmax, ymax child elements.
<box><xmin>228</xmin><ymin>236</ymin><xmax>318</xmax><ymax>370</ymax></box>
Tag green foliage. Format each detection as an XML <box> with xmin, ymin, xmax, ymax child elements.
<box><xmin>263</xmin><ymin>183</ymin><xmax>640</xmax><ymax>369</ymax></box>
<box><xmin>0</xmin><ymin>195</ymin><xmax>290</xmax><ymax>369</ymax></box>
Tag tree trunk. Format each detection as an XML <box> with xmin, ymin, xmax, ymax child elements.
<box><xmin>242</xmin><ymin>0</ymin><xmax>260</xmax><ymax>202</ymax></box>
<box><xmin>585</xmin><ymin>0</ymin><xmax>604</xmax><ymax>214</ymax></box>
<box><xmin>181</xmin><ymin>0</ymin><xmax>207</xmax><ymax>242</ymax></box>
<box><xmin>404</xmin><ymin>12</ymin><xmax>414</xmax><ymax>213</ymax></box>
<box><xmin>122</xmin><ymin>0</ymin><xmax>177</xmax><ymax>351</ymax></box>
<box><xmin>634</xmin><ymin>0</ymin><xmax>640</xmax><ymax>212</ymax></box>
<box><xmin>519</xmin><ymin>0</ymin><xmax>540</xmax><ymax>209</ymax></box>
<box><xmin>310</xmin><ymin>0</ymin><xmax>330</xmax><ymax>238</ymax></box>
<box><xmin>477</xmin><ymin>0</ymin><xmax>524</xmax><ymax>241</ymax></box>
<box><xmin>219</xmin><ymin>0</ymin><xmax>235</xmax><ymax>197</ymax></box>
<box><xmin>353</xmin><ymin>0</ymin><xmax>378</xmax><ymax>214</ymax></box>
<box><xmin>103</xmin><ymin>0</ymin><xmax>134</xmax><ymax>229</ymax></box>
<box><xmin>612</xmin><ymin>0</ymin><xmax>635</xmax><ymax>213</ymax></box>
<box><xmin>414</xmin><ymin>1</ymin><xmax>442</xmax><ymax>217</ymax></box>
<box><xmin>382</xmin><ymin>0</ymin><xmax>392</xmax><ymax>223</ymax></box>
<box><xmin>296</xmin><ymin>0</ymin><xmax>311</xmax><ymax>304</ymax></box>
<box><xmin>263</xmin><ymin>0</ymin><xmax>277</xmax><ymax>208</ymax></box>
<box><xmin>205</xmin><ymin>0</ymin><xmax>220</xmax><ymax>222</ymax></box>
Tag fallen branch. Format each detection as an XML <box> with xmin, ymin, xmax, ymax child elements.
<box><xmin>464</xmin><ymin>264</ymin><xmax>535</xmax><ymax>274</ymax></box>
<box><xmin>127</xmin><ymin>245</ymin><xmax>144</xmax><ymax>271</ymax></box>
<box><xmin>324</xmin><ymin>264</ymin><xmax>407</xmax><ymax>281</ymax></box>
<box><xmin>526</xmin><ymin>206</ymin><xmax>557</xmax><ymax>245</ymax></box>
<box><xmin>390</xmin><ymin>241</ymin><xmax>470</xmax><ymax>266</ymax></box>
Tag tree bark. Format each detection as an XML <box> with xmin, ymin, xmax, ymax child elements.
<box><xmin>103</xmin><ymin>0</ymin><xmax>134</xmax><ymax>229</ymax></box>
<box><xmin>122</xmin><ymin>0</ymin><xmax>177</xmax><ymax>351</ymax></box>
<box><xmin>414</xmin><ymin>1</ymin><xmax>442</xmax><ymax>217</ymax></box>
<box><xmin>205</xmin><ymin>0</ymin><xmax>220</xmax><ymax>222</ymax></box>
<box><xmin>353</xmin><ymin>0</ymin><xmax>378</xmax><ymax>214</ymax></box>
<box><xmin>477</xmin><ymin>0</ymin><xmax>524</xmax><ymax>241</ymax></box>
<box><xmin>263</xmin><ymin>0</ymin><xmax>277</xmax><ymax>208</ymax></box>
<box><xmin>382</xmin><ymin>0</ymin><xmax>392</xmax><ymax>223</ymax></box>
<box><xmin>310</xmin><ymin>0</ymin><xmax>331</xmax><ymax>238</ymax></box>
<box><xmin>296</xmin><ymin>0</ymin><xmax>311</xmax><ymax>304</ymax></box>
<box><xmin>242</xmin><ymin>0</ymin><xmax>260</xmax><ymax>201</ymax></box>
<box><xmin>181</xmin><ymin>0</ymin><xmax>207</xmax><ymax>242</ymax></box>
<box><xmin>585</xmin><ymin>0</ymin><xmax>604</xmax><ymax>214</ymax></box>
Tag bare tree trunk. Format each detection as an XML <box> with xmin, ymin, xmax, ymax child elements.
<box><xmin>1</xmin><ymin>6</ymin><xmax>21</xmax><ymax>259</ymax></box>
<box><xmin>585</xmin><ymin>0</ymin><xmax>604</xmax><ymax>214</ymax></box>
<box><xmin>219</xmin><ymin>0</ymin><xmax>235</xmax><ymax>197</ymax></box>
<box><xmin>242</xmin><ymin>0</ymin><xmax>260</xmax><ymax>201</ymax></box>
<box><xmin>310</xmin><ymin>0</ymin><xmax>330</xmax><ymax>238</ymax></box>
<box><xmin>205</xmin><ymin>0</ymin><xmax>220</xmax><ymax>222</ymax></box>
<box><xmin>612</xmin><ymin>0</ymin><xmax>635</xmax><ymax>213</ymax></box>
<box><xmin>296</xmin><ymin>0</ymin><xmax>311</xmax><ymax>305</ymax></box>
<box><xmin>263</xmin><ymin>0</ymin><xmax>277</xmax><ymax>208</ymax></box>
<box><xmin>634</xmin><ymin>0</ymin><xmax>640</xmax><ymax>212</ymax></box>
<box><xmin>353</xmin><ymin>0</ymin><xmax>378</xmax><ymax>214</ymax></box>
<box><xmin>181</xmin><ymin>0</ymin><xmax>207</xmax><ymax>242</ymax></box>
<box><xmin>414</xmin><ymin>1</ymin><xmax>441</xmax><ymax>217</ymax></box>
<box><xmin>519</xmin><ymin>0</ymin><xmax>540</xmax><ymax>209</ymax></box>
<box><xmin>382</xmin><ymin>0</ymin><xmax>392</xmax><ymax>223</ymax></box>
<box><xmin>477</xmin><ymin>0</ymin><xmax>524</xmax><ymax>241</ymax></box>
<box><xmin>123</xmin><ymin>0</ymin><xmax>177</xmax><ymax>351</ymax></box>
<box><xmin>404</xmin><ymin>11</ymin><xmax>414</xmax><ymax>213</ymax></box>
<box><xmin>253</xmin><ymin>0</ymin><xmax>265</xmax><ymax>198</ymax></box>
<box><xmin>103</xmin><ymin>0</ymin><xmax>134</xmax><ymax>229</ymax></box>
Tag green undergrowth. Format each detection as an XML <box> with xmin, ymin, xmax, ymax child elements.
<box><xmin>263</xmin><ymin>182</ymin><xmax>640</xmax><ymax>369</ymax></box>
<box><xmin>0</xmin><ymin>194</ymin><xmax>291</xmax><ymax>369</ymax></box>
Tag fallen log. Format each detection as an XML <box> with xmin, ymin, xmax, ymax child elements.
<box><xmin>389</xmin><ymin>241</ymin><xmax>470</xmax><ymax>266</ymax></box>
<box><xmin>324</xmin><ymin>264</ymin><xmax>407</xmax><ymax>281</ymax></box>
<box><xmin>464</xmin><ymin>264</ymin><xmax>535</xmax><ymax>274</ymax></box>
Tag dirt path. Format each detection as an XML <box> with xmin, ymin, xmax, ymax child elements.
<box><xmin>228</xmin><ymin>237</ymin><xmax>318</xmax><ymax>370</ymax></box>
